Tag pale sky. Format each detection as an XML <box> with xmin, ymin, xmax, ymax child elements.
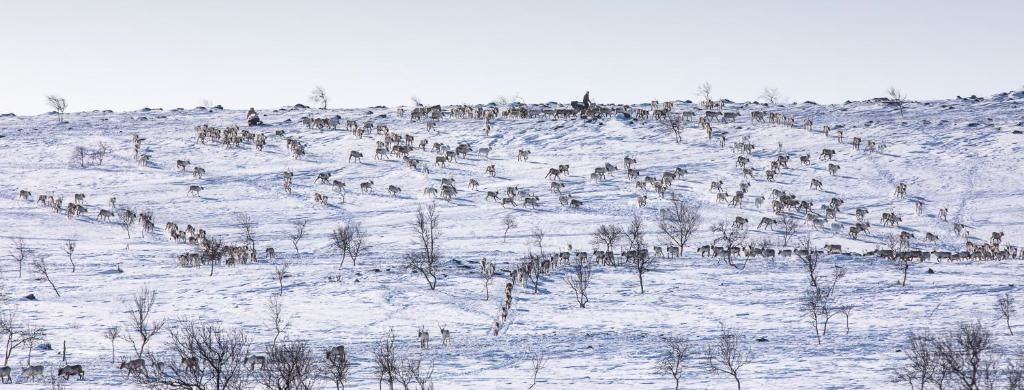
<box><xmin>1</xmin><ymin>0</ymin><xmax>1022</xmax><ymax>115</ymax></box>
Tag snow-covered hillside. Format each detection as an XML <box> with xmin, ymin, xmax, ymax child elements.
<box><xmin>0</xmin><ymin>92</ymin><xmax>1022</xmax><ymax>389</ymax></box>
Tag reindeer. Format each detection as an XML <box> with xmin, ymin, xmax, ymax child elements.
<box><xmin>192</xmin><ymin>167</ymin><xmax>206</xmax><ymax>179</ymax></box>
<box><xmin>517</xmin><ymin>149</ymin><xmax>531</xmax><ymax>161</ymax></box>
<box><xmin>418</xmin><ymin>327</ymin><xmax>430</xmax><ymax>349</ymax></box>
<box><xmin>21</xmin><ymin>365</ymin><xmax>43</xmax><ymax>381</ymax></box>
<box><xmin>58</xmin><ymin>365</ymin><xmax>85</xmax><ymax>380</ymax></box>
<box><xmin>438</xmin><ymin>324</ymin><xmax>451</xmax><ymax>347</ymax></box>
<box><xmin>360</xmin><ymin>181</ymin><xmax>374</xmax><ymax>193</ymax></box>
<box><xmin>387</xmin><ymin>185</ymin><xmax>402</xmax><ymax>197</ymax></box>
<box><xmin>187</xmin><ymin>185</ymin><xmax>204</xmax><ymax>197</ymax></box>
<box><xmin>827</xmin><ymin>163</ymin><xmax>840</xmax><ymax>176</ymax></box>
<box><xmin>181</xmin><ymin>356</ymin><xmax>200</xmax><ymax>371</ymax></box>
<box><xmin>176</xmin><ymin>159</ymin><xmax>190</xmax><ymax>171</ymax></box>
<box><xmin>244</xmin><ymin>355</ymin><xmax>266</xmax><ymax>370</ymax></box>
<box><xmin>119</xmin><ymin>358</ymin><xmax>147</xmax><ymax>377</ymax></box>
<box><xmin>348</xmin><ymin>151</ymin><xmax>363</xmax><ymax>162</ymax></box>
<box><xmin>326</xmin><ymin>346</ymin><xmax>346</xmax><ymax>362</ymax></box>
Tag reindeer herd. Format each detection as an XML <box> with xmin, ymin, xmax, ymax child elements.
<box><xmin>5</xmin><ymin>96</ymin><xmax>1021</xmax><ymax>385</ymax></box>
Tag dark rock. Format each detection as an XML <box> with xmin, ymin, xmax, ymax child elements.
<box><xmin>293</xmin><ymin>103</ymin><xmax>309</xmax><ymax>109</ymax></box>
<box><xmin>927</xmin><ymin>268</ymin><xmax>935</xmax><ymax>274</ymax></box>
<box><xmin>24</xmin><ymin>294</ymin><xmax>36</xmax><ymax>301</ymax></box>
<box><xmin>212</xmin><ymin>105</ymin><xmax>224</xmax><ymax>110</ymax></box>
<box><xmin>755</xmin><ymin>336</ymin><xmax>768</xmax><ymax>342</ymax></box>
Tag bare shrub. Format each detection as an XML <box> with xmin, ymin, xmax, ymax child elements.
<box><xmin>272</xmin><ymin>263</ymin><xmax>290</xmax><ymax>294</ymax></box>
<box><xmin>759</xmin><ymin>87</ymin><xmax>784</xmax><ymax>105</ymax></box>
<box><xmin>31</xmin><ymin>257</ymin><xmax>60</xmax><ymax>297</ymax></box>
<box><xmin>896</xmin><ymin>321</ymin><xmax>1002</xmax><ymax>390</ymax></box>
<box><xmin>122</xmin><ymin>287</ymin><xmax>165</xmax><ymax>358</ymax></box>
<box><xmin>626</xmin><ymin>215</ymin><xmax>655</xmax><ymax>293</ymax></box>
<box><xmin>104</xmin><ymin>326</ymin><xmax>120</xmax><ymax>363</ymax></box>
<box><xmin>564</xmin><ymin>256</ymin><xmax>592</xmax><ymax>308</ymax></box>
<box><xmin>135</xmin><ymin>320</ymin><xmax>251</xmax><ymax>390</ymax></box>
<box><xmin>409</xmin><ymin>203</ymin><xmax>442</xmax><ymax>290</ymax></box>
<box><xmin>61</xmin><ymin>239</ymin><xmax>76</xmax><ymax>273</ymax></box>
<box><xmin>332</xmin><ymin>222</ymin><xmax>369</xmax><ymax>267</ymax></box>
<box><xmin>888</xmin><ymin>86</ymin><xmax>908</xmax><ymax>115</ymax></box>
<box><xmin>47</xmin><ymin>95</ymin><xmax>68</xmax><ymax>123</ymax></box>
<box><xmin>70</xmin><ymin>146</ymin><xmax>88</xmax><ymax>168</ymax></box>
<box><xmin>372</xmin><ymin>329</ymin><xmax>399</xmax><ymax>390</ymax></box>
<box><xmin>997</xmin><ymin>292</ymin><xmax>1015</xmax><ymax>336</ymax></box>
<box><xmin>530</xmin><ymin>226</ymin><xmax>546</xmax><ymax>257</ymax></box>
<box><xmin>8</xmin><ymin>237</ymin><xmax>29</xmax><ymax>278</ymax></box>
<box><xmin>657</xmin><ymin>197</ymin><xmax>702</xmax><ymax>252</ymax></box>
<box><xmin>710</xmin><ymin>222</ymin><xmax>747</xmax><ymax>268</ymax></box>
<box><xmin>503</xmin><ymin>214</ymin><xmax>518</xmax><ymax>242</ymax></box>
<box><xmin>234</xmin><ymin>213</ymin><xmax>258</xmax><ymax>250</ymax></box>
<box><xmin>777</xmin><ymin>214</ymin><xmax>799</xmax><ymax>246</ymax></box>
<box><xmin>591</xmin><ymin>224</ymin><xmax>624</xmax><ymax>266</ymax></box>
<box><xmin>253</xmin><ymin>339</ymin><xmax>321</xmax><ymax>390</ymax></box>
<box><xmin>704</xmin><ymin>325</ymin><xmax>753</xmax><ymax>390</ymax></box>
<box><xmin>0</xmin><ymin>311</ymin><xmax>30</xmax><ymax>366</ymax></box>
<box><xmin>266</xmin><ymin>295</ymin><xmax>288</xmax><ymax>346</ymax></box>
<box><xmin>655</xmin><ymin>338</ymin><xmax>692</xmax><ymax>390</ymax></box>
<box><xmin>311</xmin><ymin>86</ymin><xmax>329</xmax><ymax>110</ymax></box>
<box><xmin>527</xmin><ymin>352</ymin><xmax>548</xmax><ymax>389</ymax></box>
<box><xmin>288</xmin><ymin>219</ymin><xmax>308</xmax><ymax>257</ymax></box>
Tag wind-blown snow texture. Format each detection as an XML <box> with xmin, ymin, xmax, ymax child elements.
<box><xmin>0</xmin><ymin>92</ymin><xmax>1022</xmax><ymax>389</ymax></box>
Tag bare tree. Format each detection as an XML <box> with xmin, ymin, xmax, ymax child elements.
<box><xmin>254</xmin><ymin>339</ymin><xmax>321</xmax><ymax>390</ymax></box>
<box><xmin>657</xmin><ymin>197</ymin><xmax>702</xmax><ymax>252</ymax></box>
<box><xmin>403</xmin><ymin>355</ymin><xmax>434</xmax><ymax>390</ymax></box>
<box><xmin>70</xmin><ymin>146</ymin><xmax>88</xmax><ymax>168</ymax></box>
<box><xmin>266</xmin><ymin>295</ymin><xmax>288</xmax><ymax>347</ymax></box>
<box><xmin>527</xmin><ymin>352</ymin><xmax>548</xmax><ymax>389</ymax></box>
<box><xmin>704</xmin><ymin>325</ymin><xmax>753</xmax><ymax>390</ymax></box>
<box><xmin>796</xmin><ymin>237</ymin><xmax>821</xmax><ymax>288</ymax></box>
<box><xmin>134</xmin><ymin>320</ymin><xmax>251</xmax><ymax>390</ymax></box>
<box><xmin>888</xmin><ymin>86</ymin><xmax>908</xmax><ymax>115</ymax></box>
<box><xmin>31</xmin><ymin>257</ymin><xmax>60</xmax><ymax>297</ymax></box>
<box><xmin>330</xmin><ymin>223</ymin><xmax>370</xmax><ymax>267</ymax></box>
<box><xmin>626</xmin><ymin>215</ymin><xmax>655</xmax><ymax>293</ymax></box>
<box><xmin>408</xmin><ymin>203</ymin><xmax>442</xmax><ymax>290</ymax></box>
<box><xmin>372</xmin><ymin>329</ymin><xmax>399</xmax><ymax>390</ymax></box>
<box><xmin>502</xmin><ymin>214</ymin><xmax>518</xmax><ymax>242</ymax></box>
<box><xmin>885</xmin><ymin>233</ymin><xmax>912</xmax><ymax>286</ymax></box>
<box><xmin>0</xmin><ymin>311</ymin><xmax>29</xmax><ymax>366</ymax></box>
<box><xmin>759</xmin><ymin>87</ymin><xmax>783</xmax><ymax>105</ymax></box>
<box><xmin>104</xmin><ymin>326</ymin><xmax>120</xmax><ymax>363</ymax></box>
<box><xmin>122</xmin><ymin>287</ymin><xmax>165</xmax><ymax>358</ymax></box>
<box><xmin>530</xmin><ymin>226</ymin><xmax>546</xmax><ymax>257</ymax></box>
<box><xmin>710</xmin><ymin>222</ymin><xmax>747</xmax><ymax>268</ymax></box>
<box><xmin>697</xmin><ymin>82</ymin><xmax>713</xmax><ymax>106</ymax></box>
<box><xmin>61</xmin><ymin>239</ymin><xmax>76</xmax><ymax>272</ymax></box>
<box><xmin>273</xmin><ymin>263</ymin><xmax>290</xmax><ymax>294</ymax></box>
<box><xmin>288</xmin><ymin>219</ymin><xmax>308</xmax><ymax>257</ymax></box>
<box><xmin>201</xmin><ymin>238</ymin><xmax>226</xmax><ymax>277</ymax></box>
<box><xmin>655</xmin><ymin>338</ymin><xmax>692</xmax><ymax>390</ymax></box>
<box><xmin>931</xmin><ymin>321</ymin><xmax>998</xmax><ymax>390</ymax></box>
<box><xmin>894</xmin><ymin>331</ymin><xmax>944</xmax><ymax>390</ymax></box>
<box><xmin>311</xmin><ymin>86</ymin><xmax>329</xmax><ymax>110</ymax></box>
<box><xmin>777</xmin><ymin>214</ymin><xmax>800</xmax><ymax>246</ymax></box>
<box><xmin>591</xmin><ymin>224</ymin><xmax>624</xmax><ymax>266</ymax></box>
<box><xmin>90</xmin><ymin>141</ymin><xmax>111</xmax><ymax>166</ymax></box>
<box><xmin>997</xmin><ymin>292</ymin><xmax>1016</xmax><ymax>336</ymax></box>
<box><xmin>325</xmin><ymin>342</ymin><xmax>352</xmax><ymax>390</ymax></box>
<box><xmin>46</xmin><ymin>95</ymin><xmax>68</xmax><ymax>123</ymax></box>
<box><xmin>8</xmin><ymin>238</ymin><xmax>29</xmax><ymax>278</ymax></box>
<box><xmin>234</xmin><ymin>213</ymin><xmax>258</xmax><ymax>250</ymax></box>
<box><xmin>481</xmin><ymin>258</ymin><xmax>496</xmax><ymax>300</ymax></box>
<box><xmin>522</xmin><ymin>254</ymin><xmax>544</xmax><ymax>293</ymax></box>
<box><xmin>801</xmin><ymin>265</ymin><xmax>846</xmax><ymax>345</ymax></box>
<box><xmin>564</xmin><ymin>256</ymin><xmax>592</xmax><ymax>308</ymax></box>
<box><xmin>23</xmin><ymin>325</ymin><xmax>44</xmax><ymax>366</ymax></box>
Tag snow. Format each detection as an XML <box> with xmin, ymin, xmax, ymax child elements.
<box><xmin>0</xmin><ymin>93</ymin><xmax>1022</xmax><ymax>388</ymax></box>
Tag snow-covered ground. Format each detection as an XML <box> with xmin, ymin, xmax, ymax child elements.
<box><xmin>0</xmin><ymin>92</ymin><xmax>1022</xmax><ymax>389</ymax></box>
